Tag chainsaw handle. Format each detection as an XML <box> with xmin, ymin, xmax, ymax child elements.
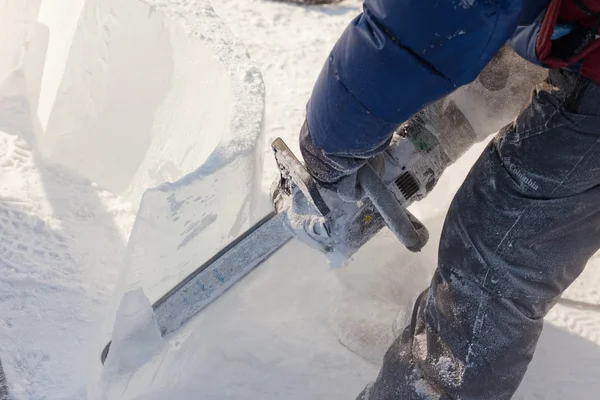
<box><xmin>357</xmin><ymin>164</ymin><xmax>429</xmax><ymax>252</ymax></box>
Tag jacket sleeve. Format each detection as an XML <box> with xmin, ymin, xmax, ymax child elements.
<box><xmin>306</xmin><ymin>0</ymin><xmax>525</xmax><ymax>156</ymax></box>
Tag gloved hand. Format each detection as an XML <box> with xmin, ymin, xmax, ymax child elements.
<box><xmin>290</xmin><ymin>119</ymin><xmax>430</xmax><ymax>254</ymax></box>
<box><xmin>299</xmin><ymin>121</ymin><xmax>387</xmax><ymax>202</ymax></box>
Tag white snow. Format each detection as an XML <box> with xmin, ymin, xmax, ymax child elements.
<box><xmin>0</xmin><ymin>0</ymin><xmax>599</xmax><ymax>399</ymax></box>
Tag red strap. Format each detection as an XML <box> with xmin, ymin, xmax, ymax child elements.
<box><xmin>537</xmin><ymin>0</ymin><xmax>600</xmax><ymax>68</ymax></box>
<box><xmin>536</xmin><ymin>0</ymin><xmax>564</xmax><ymax>66</ymax></box>
<box><xmin>568</xmin><ymin>1</ymin><xmax>600</xmax><ymax>28</ymax></box>
<box><xmin>581</xmin><ymin>50</ymin><xmax>600</xmax><ymax>83</ymax></box>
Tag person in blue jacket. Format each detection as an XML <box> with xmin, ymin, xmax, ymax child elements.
<box><xmin>300</xmin><ymin>0</ymin><xmax>600</xmax><ymax>398</ymax></box>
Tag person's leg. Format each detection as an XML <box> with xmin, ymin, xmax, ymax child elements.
<box><xmin>359</xmin><ymin>70</ymin><xmax>600</xmax><ymax>399</ymax></box>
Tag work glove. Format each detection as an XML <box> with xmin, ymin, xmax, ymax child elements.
<box><xmin>294</xmin><ymin>119</ymin><xmax>430</xmax><ymax>254</ymax></box>
<box><xmin>299</xmin><ymin>121</ymin><xmax>386</xmax><ymax>202</ymax></box>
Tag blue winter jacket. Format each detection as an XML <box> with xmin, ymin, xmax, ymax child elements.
<box><xmin>307</xmin><ymin>0</ymin><xmax>551</xmax><ymax>157</ymax></box>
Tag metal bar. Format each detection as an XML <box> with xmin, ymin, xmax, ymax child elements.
<box><xmin>153</xmin><ymin>213</ymin><xmax>291</xmax><ymax>335</ymax></box>
<box><xmin>153</xmin><ymin>211</ymin><xmax>278</xmax><ymax>310</ymax></box>
<box><xmin>101</xmin><ymin>212</ymin><xmax>291</xmax><ymax>364</ymax></box>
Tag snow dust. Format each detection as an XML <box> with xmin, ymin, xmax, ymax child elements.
<box><xmin>0</xmin><ymin>0</ymin><xmax>599</xmax><ymax>399</ymax></box>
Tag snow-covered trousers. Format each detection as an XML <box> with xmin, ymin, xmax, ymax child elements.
<box><xmin>359</xmin><ymin>69</ymin><xmax>600</xmax><ymax>400</ymax></box>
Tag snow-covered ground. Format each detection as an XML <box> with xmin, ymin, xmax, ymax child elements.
<box><xmin>0</xmin><ymin>67</ymin><xmax>135</xmax><ymax>398</ymax></box>
<box><xmin>1</xmin><ymin>0</ymin><xmax>599</xmax><ymax>399</ymax></box>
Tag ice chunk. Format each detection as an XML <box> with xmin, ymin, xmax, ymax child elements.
<box><xmin>104</xmin><ymin>288</ymin><xmax>162</xmax><ymax>373</ymax></box>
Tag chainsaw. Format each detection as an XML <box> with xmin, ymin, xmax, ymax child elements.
<box><xmin>100</xmin><ymin>107</ymin><xmax>475</xmax><ymax>364</ymax></box>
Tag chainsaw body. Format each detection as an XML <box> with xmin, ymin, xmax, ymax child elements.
<box><xmin>270</xmin><ymin>110</ymin><xmax>469</xmax><ymax>264</ymax></box>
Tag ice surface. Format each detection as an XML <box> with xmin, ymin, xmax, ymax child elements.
<box><xmin>0</xmin><ymin>0</ymin><xmax>599</xmax><ymax>399</ymax></box>
<box><xmin>4</xmin><ymin>0</ymin><xmax>267</xmax><ymax>332</ymax></box>
<box><xmin>32</xmin><ymin>0</ymin><xmax>265</xmax><ymax>209</ymax></box>
<box><xmin>1</xmin><ymin>0</ymin><xmax>266</xmax><ymax>397</ymax></box>
<box><xmin>98</xmin><ymin>289</ymin><xmax>164</xmax><ymax>399</ymax></box>
<box><xmin>103</xmin><ymin>289</ymin><xmax>163</xmax><ymax>373</ymax></box>
<box><xmin>100</xmin><ymin>0</ymin><xmax>267</xmax><ymax>315</ymax></box>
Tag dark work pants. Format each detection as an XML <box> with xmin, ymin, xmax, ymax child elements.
<box><xmin>359</xmin><ymin>70</ymin><xmax>600</xmax><ymax>399</ymax></box>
